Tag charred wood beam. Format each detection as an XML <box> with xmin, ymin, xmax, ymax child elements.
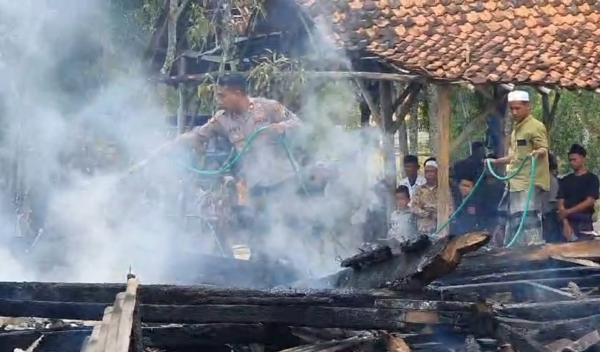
<box><xmin>0</xmin><ymin>282</ymin><xmax>418</xmax><ymax>306</ymax></box>
<box><xmin>451</xmin><ymin>240</ymin><xmax>600</xmax><ymax>277</ymax></box>
<box><xmin>373</xmin><ymin>299</ymin><xmax>482</xmax><ymax>312</ymax></box>
<box><xmin>0</xmin><ymin>282</ymin><xmax>125</xmax><ymax>303</ymax></box>
<box><xmin>0</xmin><ymin>299</ymin><xmax>107</xmax><ymax>320</ymax></box>
<box><xmin>497</xmin><ymin>298</ymin><xmax>600</xmax><ymax>321</ymax></box>
<box><xmin>534</xmin><ymin>314</ymin><xmax>600</xmax><ymax>342</ymax></box>
<box><xmin>143</xmin><ymin>323</ymin><xmax>300</xmax><ymax>349</ymax></box>
<box><xmin>0</xmin><ymin>324</ymin><xmax>301</xmax><ymax>351</ymax></box>
<box><xmin>0</xmin><ymin>301</ymin><xmax>478</xmax><ymax>330</ymax></box>
<box><xmin>496</xmin><ymin>323</ymin><xmax>550</xmax><ymax>352</ymax></box>
<box><xmin>438</xmin><ymin>274</ymin><xmax>600</xmax><ymax>301</ymax></box>
<box><xmin>278</xmin><ymin>334</ymin><xmax>381</xmax><ymax>352</ymax></box>
<box><xmin>0</xmin><ymin>329</ymin><xmax>91</xmax><ymax>352</ymax></box>
<box><xmin>307</xmin><ymin>232</ymin><xmax>489</xmax><ymax>290</ymax></box>
<box><xmin>439</xmin><ymin>266</ymin><xmax>600</xmax><ymax>286</ymax></box>
<box><xmin>139</xmin><ymin>304</ymin><xmax>472</xmax><ymax>329</ymax></box>
<box><xmin>522</xmin><ymin>282</ymin><xmax>576</xmax><ymax>302</ymax></box>
<box><xmin>450</xmin><ymin>258</ymin><xmax>569</xmax><ymax>279</ymax></box>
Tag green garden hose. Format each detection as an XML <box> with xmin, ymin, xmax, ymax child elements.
<box><xmin>183</xmin><ymin>126</ymin><xmax>538</xmax><ymax>248</ymax></box>
<box><xmin>435</xmin><ymin>156</ymin><xmax>537</xmax><ymax>248</ymax></box>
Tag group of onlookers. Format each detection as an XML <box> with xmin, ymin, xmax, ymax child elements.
<box><xmin>387</xmin><ymin>90</ymin><xmax>600</xmax><ymax>247</ymax></box>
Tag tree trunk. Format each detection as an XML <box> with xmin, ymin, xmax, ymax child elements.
<box><xmin>160</xmin><ymin>0</ymin><xmax>190</xmax><ymax>76</ymax></box>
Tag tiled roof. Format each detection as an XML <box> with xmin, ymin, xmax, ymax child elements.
<box><xmin>297</xmin><ymin>0</ymin><xmax>600</xmax><ymax>89</ymax></box>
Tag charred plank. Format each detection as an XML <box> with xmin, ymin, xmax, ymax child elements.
<box><xmin>139</xmin><ymin>304</ymin><xmax>473</xmax><ymax>329</ymax></box>
<box><xmin>0</xmin><ymin>329</ymin><xmax>91</xmax><ymax>352</ymax></box>
<box><xmin>497</xmin><ymin>298</ymin><xmax>600</xmax><ymax>321</ymax></box>
<box><xmin>305</xmin><ymin>232</ymin><xmax>489</xmax><ymax>290</ymax></box>
<box><xmin>533</xmin><ymin>314</ymin><xmax>600</xmax><ymax>342</ymax></box>
<box><xmin>0</xmin><ymin>299</ymin><xmax>107</xmax><ymax>320</ymax></box>
<box><xmin>0</xmin><ymin>282</ymin><xmax>433</xmax><ymax>307</ymax></box>
<box><xmin>0</xmin><ymin>324</ymin><xmax>298</xmax><ymax>351</ymax></box>
<box><xmin>439</xmin><ymin>266</ymin><xmax>600</xmax><ymax>286</ymax></box>
<box><xmin>521</xmin><ymin>282</ymin><xmax>576</xmax><ymax>302</ymax></box>
<box><xmin>495</xmin><ymin>323</ymin><xmax>549</xmax><ymax>352</ymax></box>
<box><xmin>142</xmin><ymin>323</ymin><xmax>294</xmax><ymax>348</ymax></box>
<box><xmin>452</xmin><ymin>240</ymin><xmax>600</xmax><ymax>277</ymax></box>
<box><xmin>437</xmin><ymin>274</ymin><xmax>600</xmax><ymax>301</ymax></box>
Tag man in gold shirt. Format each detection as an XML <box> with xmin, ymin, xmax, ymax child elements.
<box><xmin>487</xmin><ymin>90</ymin><xmax>550</xmax><ymax>246</ymax></box>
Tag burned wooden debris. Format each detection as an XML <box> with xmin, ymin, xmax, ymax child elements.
<box><xmin>3</xmin><ymin>239</ymin><xmax>600</xmax><ymax>351</ymax></box>
<box><xmin>300</xmin><ymin>232</ymin><xmax>489</xmax><ymax>290</ymax></box>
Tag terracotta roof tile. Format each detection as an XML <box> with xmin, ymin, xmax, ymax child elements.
<box><xmin>298</xmin><ymin>0</ymin><xmax>600</xmax><ymax>89</ymax></box>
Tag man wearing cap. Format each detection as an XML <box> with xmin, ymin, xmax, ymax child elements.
<box><xmin>411</xmin><ymin>157</ymin><xmax>452</xmax><ymax>236</ymax></box>
<box><xmin>487</xmin><ymin>90</ymin><xmax>550</xmax><ymax>246</ymax></box>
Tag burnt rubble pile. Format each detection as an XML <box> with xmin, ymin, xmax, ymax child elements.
<box><xmin>3</xmin><ymin>234</ymin><xmax>600</xmax><ymax>352</ymax></box>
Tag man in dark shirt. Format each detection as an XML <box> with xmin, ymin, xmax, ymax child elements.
<box><xmin>450</xmin><ymin>171</ymin><xmax>481</xmax><ymax>237</ymax></box>
<box><xmin>453</xmin><ymin>141</ymin><xmax>486</xmax><ymax>182</ymax></box>
<box><xmin>557</xmin><ymin>144</ymin><xmax>600</xmax><ymax>241</ymax></box>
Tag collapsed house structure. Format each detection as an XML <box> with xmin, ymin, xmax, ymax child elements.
<box><xmin>3</xmin><ymin>0</ymin><xmax>600</xmax><ymax>351</ymax></box>
<box><xmin>4</xmin><ymin>235</ymin><xmax>600</xmax><ymax>351</ymax></box>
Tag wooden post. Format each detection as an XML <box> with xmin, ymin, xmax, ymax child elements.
<box><xmin>380</xmin><ymin>81</ymin><xmax>397</xmax><ymax>226</ymax></box>
<box><xmin>436</xmin><ymin>85</ymin><xmax>452</xmax><ymax>238</ymax></box>
<box><xmin>397</xmin><ymin>117</ymin><xmax>408</xmax><ymax>179</ymax></box>
<box><xmin>380</xmin><ymin>81</ymin><xmax>397</xmax><ymax>189</ymax></box>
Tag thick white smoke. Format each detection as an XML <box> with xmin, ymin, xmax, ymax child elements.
<box><xmin>0</xmin><ymin>0</ymin><xmax>386</xmax><ymax>284</ymax></box>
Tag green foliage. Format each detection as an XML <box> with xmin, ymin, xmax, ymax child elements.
<box><xmin>186</xmin><ymin>3</ymin><xmax>214</xmax><ymax>50</ymax></box>
<box><xmin>196</xmin><ymin>75</ymin><xmax>218</xmax><ymax>113</ymax></box>
<box><xmin>549</xmin><ymin>91</ymin><xmax>600</xmax><ymax>174</ymax></box>
<box><xmin>450</xmin><ymin>88</ymin><xmax>486</xmax><ymax>159</ymax></box>
<box><xmin>248</xmin><ymin>51</ymin><xmax>305</xmax><ymax>108</ymax></box>
<box><xmin>133</xmin><ymin>0</ymin><xmax>164</xmax><ymax>34</ymax></box>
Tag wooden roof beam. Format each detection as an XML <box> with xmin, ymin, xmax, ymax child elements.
<box><xmin>158</xmin><ymin>71</ymin><xmax>423</xmax><ymax>85</ymax></box>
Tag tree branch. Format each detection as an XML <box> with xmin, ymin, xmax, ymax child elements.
<box><xmin>450</xmin><ymin>95</ymin><xmax>505</xmax><ymax>152</ymax></box>
<box><xmin>391</xmin><ymin>83</ymin><xmax>422</xmax><ymax>133</ymax></box>
<box><xmin>160</xmin><ymin>0</ymin><xmax>191</xmax><ymax>76</ymax></box>
<box><xmin>353</xmin><ymin>79</ymin><xmax>381</xmax><ymax>125</ymax></box>
<box><xmin>547</xmin><ymin>91</ymin><xmax>561</xmax><ymax>132</ymax></box>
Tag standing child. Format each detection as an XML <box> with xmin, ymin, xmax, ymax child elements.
<box><xmin>388</xmin><ymin>186</ymin><xmax>417</xmax><ymax>243</ymax></box>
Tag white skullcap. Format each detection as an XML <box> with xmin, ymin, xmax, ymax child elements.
<box><xmin>424</xmin><ymin>159</ymin><xmax>438</xmax><ymax>168</ymax></box>
<box><xmin>507</xmin><ymin>90</ymin><xmax>530</xmax><ymax>102</ymax></box>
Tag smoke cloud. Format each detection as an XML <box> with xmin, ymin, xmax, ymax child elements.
<box><xmin>0</xmin><ymin>0</ymin><xmax>385</xmax><ymax>285</ymax></box>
